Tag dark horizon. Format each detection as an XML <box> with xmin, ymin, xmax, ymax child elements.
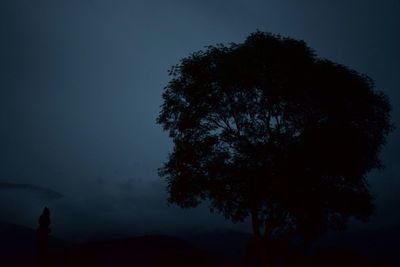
<box><xmin>0</xmin><ymin>0</ymin><xmax>399</xmax><ymax>243</ymax></box>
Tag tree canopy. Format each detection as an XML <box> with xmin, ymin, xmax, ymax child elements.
<box><xmin>157</xmin><ymin>32</ymin><xmax>392</xmax><ymax>243</ymax></box>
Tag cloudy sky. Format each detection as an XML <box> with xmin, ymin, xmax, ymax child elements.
<box><xmin>0</xmin><ymin>0</ymin><xmax>399</xmax><ymax>241</ymax></box>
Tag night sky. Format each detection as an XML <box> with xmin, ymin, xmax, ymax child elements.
<box><xmin>0</xmin><ymin>0</ymin><xmax>399</xmax><ymax>241</ymax></box>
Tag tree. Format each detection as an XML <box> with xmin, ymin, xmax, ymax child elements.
<box><xmin>157</xmin><ymin>32</ymin><xmax>392</xmax><ymax>265</ymax></box>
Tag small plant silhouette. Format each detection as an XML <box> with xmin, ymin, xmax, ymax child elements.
<box><xmin>37</xmin><ymin>207</ymin><xmax>51</xmax><ymax>267</ymax></box>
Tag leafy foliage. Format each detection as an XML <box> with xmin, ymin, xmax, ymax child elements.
<box><xmin>157</xmin><ymin>32</ymin><xmax>392</xmax><ymax>241</ymax></box>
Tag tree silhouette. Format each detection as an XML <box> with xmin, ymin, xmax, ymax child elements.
<box><xmin>157</xmin><ymin>31</ymin><xmax>392</xmax><ymax>265</ymax></box>
<box><xmin>37</xmin><ymin>207</ymin><xmax>51</xmax><ymax>267</ymax></box>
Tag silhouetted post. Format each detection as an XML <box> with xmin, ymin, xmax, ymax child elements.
<box><xmin>37</xmin><ymin>207</ymin><xmax>51</xmax><ymax>267</ymax></box>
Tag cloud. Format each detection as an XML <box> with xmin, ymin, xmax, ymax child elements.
<box><xmin>0</xmin><ymin>182</ymin><xmax>63</xmax><ymax>201</ymax></box>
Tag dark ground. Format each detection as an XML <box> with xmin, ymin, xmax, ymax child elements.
<box><xmin>0</xmin><ymin>222</ymin><xmax>398</xmax><ymax>267</ymax></box>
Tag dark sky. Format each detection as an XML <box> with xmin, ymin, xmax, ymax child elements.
<box><xmin>0</xmin><ymin>0</ymin><xmax>399</xmax><ymax>241</ymax></box>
